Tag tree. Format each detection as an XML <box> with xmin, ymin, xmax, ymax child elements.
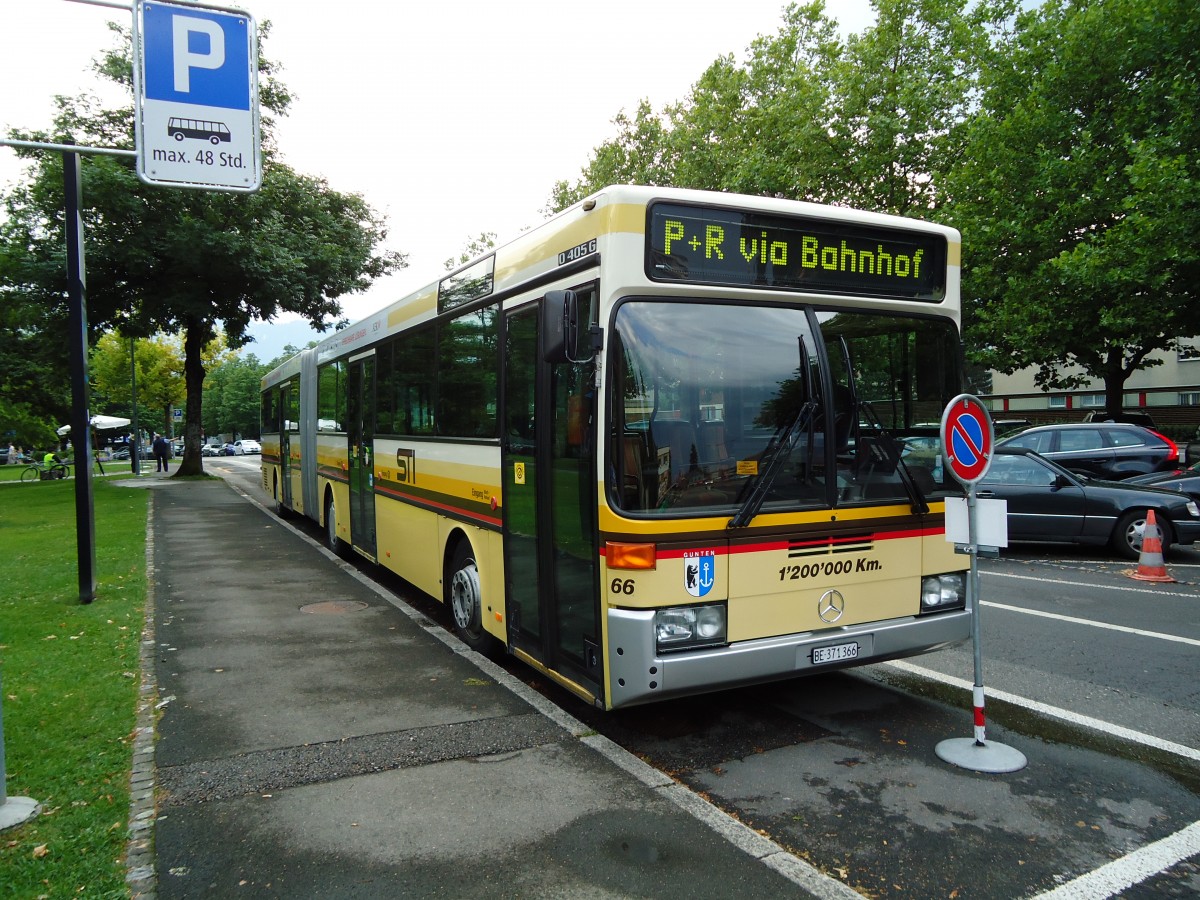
<box><xmin>203</xmin><ymin>353</ymin><xmax>268</xmax><ymax>440</ymax></box>
<box><xmin>830</xmin><ymin>0</ymin><xmax>1011</xmax><ymax>215</ymax></box>
<box><xmin>548</xmin><ymin>0</ymin><xmax>1003</xmax><ymax>216</ymax></box>
<box><xmin>948</xmin><ymin>0</ymin><xmax>1200</xmax><ymax>412</ymax></box>
<box><xmin>90</xmin><ymin>332</ymin><xmax>184</xmax><ymax>433</ymax></box>
<box><xmin>0</xmin><ymin>23</ymin><xmax>404</xmax><ymax>473</ymax></box>
<box><xmin>0</xmin><ymin>227</ymin><xmax>71</xmax><ymax>448</ymax></box>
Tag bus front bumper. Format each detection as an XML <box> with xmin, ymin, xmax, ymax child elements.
<box><xmin>605</xmin><ymin>606</ymin><xmax>971</xmax><ymax>709</ymax></box>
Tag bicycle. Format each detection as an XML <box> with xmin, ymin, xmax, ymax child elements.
<box><xmin>20</xmin><ymin>462</ymin><xmax>71</xmax><ymax>483</ymax></box>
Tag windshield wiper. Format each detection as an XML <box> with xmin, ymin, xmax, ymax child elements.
<box><xmin>829</xmin><ymin>334</ymin><xmax>928</xmax><ymax>515</ymax></box>
<box><xmin>858</xmin><ymin>400</ymin><xmax>930</xmax><ymax>514</ymax></box>
<box><xmin>727</xmin><ymin>401</ymin><xmax>816</xmax><ymax>528</ymax></box>
<box><xmin>728</xmin><ymin>336</ymin><xmax>815</xmax><ymax>529</ymax></box>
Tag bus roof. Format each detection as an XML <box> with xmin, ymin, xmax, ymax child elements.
<box><xmin>262</xmin><ymin>185</ymin><xmax>961</xmax><ymax>387</ymax></box>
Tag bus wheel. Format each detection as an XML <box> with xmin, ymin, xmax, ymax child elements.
<box><xmin>447</xmin><ymin>542</ymin><xmax>494</xmax><ymax>653</ymax></box>
<box><xmin>325</xmin><ymin>495</ymin><xmax>346</xmax><ymax>557</ymax></box>
<box><xmin>273</xmin><ymin>475</ymin><xmax>289</xmax><ymax>518</ymax></box>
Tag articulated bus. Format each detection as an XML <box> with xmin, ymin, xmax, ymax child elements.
<box><xmin>260</xmin><ymin>185</ymin><xmax>970</xmax><ymax>710</ymax></box>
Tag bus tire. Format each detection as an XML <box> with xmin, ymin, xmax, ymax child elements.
<box><xmin>325</xmin><ymin>494</ymin><xmax>347</xmax><ymax>558</ymax></box>
<box><xmin>273</xmin><ymin>475</ymin><xmax>290</xmax><ymax>518</ymax></box>
<box><xmin>446</xmin><ymin>541</ymin><xmax>495</xmax><ymax>654</ymax></box>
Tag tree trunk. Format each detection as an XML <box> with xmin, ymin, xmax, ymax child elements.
<box><xmin>175</xmin><ymin>322</ymin><xmax>210</xmax><ymax>476</ymax></box>
<box><xmin>1103</xmin><ymin>347</ymin><xmax>1126</xmax><ymax>419</ymax></box>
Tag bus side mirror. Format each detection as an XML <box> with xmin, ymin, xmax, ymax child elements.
<box><xmin>543</xmin><ymin>290</ymin><xmax>580</xmax><ymax>364</ymax></box>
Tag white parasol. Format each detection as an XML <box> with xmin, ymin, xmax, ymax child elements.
<box><xmin>56</xmin><ymin>414</ymin><xmax>133</xmax><ymax>436</ymax></box>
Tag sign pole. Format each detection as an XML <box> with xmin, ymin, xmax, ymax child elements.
<box><xmin>64</xmin><ymin>151</ymin><xmax>98</xmax><ymax>604</ymax></box>
<box><xmin>935</xmin><ymin>394</ymin><xmax>1026</xmax><ymax>773</ymax></box>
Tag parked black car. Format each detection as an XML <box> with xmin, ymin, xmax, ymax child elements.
<box><xmin>997</xmin><ymin>422</ymin><xmax>1178</xmax><ymax>480</ymax></box>
<box><xmin>1125</xmin><ymin>462</ymin><xmax>1200</xmax><ymax>505</ymax></box>
<box><xmin>978</xmin><ymin>447</ymin><xmax>1200</xmax><ymax>559</ymax></box>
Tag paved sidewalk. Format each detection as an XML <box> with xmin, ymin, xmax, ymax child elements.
<box><xmin>133</xmin><ymin>479</ymin><xmax>843</xmax><ymax>899</ymax></box>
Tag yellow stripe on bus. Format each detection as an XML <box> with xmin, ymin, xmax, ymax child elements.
<box><xmin>496</xmin><ymin>203</ymin><xmax>646</xmax><ymax>287</ymax></box>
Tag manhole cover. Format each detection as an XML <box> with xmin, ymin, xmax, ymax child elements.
<box><xmin>299</xmin><ymin>600</ymin><xmax>369</xmax><ymax>615</ymax></box>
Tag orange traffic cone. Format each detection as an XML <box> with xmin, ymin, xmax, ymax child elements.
<box><xmin>1129</xmin><ymin>509</ymin><xmax>1175</xmax><ymax>583</ymax></box>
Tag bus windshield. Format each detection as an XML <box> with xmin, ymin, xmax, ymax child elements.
<box><xmin>611</xmin><ymin>301</ymin><xmax>962</xmax><ymax>517</ymax></box>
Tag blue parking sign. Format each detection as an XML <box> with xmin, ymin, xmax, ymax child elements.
<box><xmin>134</xmin><ymin>0</ymin><xmax>261</xmax><ymax>191</ymax></box>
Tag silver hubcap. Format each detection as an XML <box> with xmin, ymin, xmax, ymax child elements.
<box><xmin>451</xmin><ymin>563</ymin><xmax>480</xmax><ymax>631</ymax></box>
<box><xmin>1127</xmin><ymin>519</ymin><xmax>1146</xmax><ymax>551</ymax></box>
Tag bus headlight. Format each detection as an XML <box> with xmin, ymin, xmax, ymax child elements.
<box><xmin>654</xmin><ymin>603</ymin><xmax>727</xmax><ymax>653</ymax></box>
<box><xmin>921</xmin><ymin>573</ymin><xmax>965</xmax><ymax>611</ymax></box>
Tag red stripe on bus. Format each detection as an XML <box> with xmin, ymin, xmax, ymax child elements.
<box><xmin>374</xmin><ymin>484</ymin><xmax>503</xmax><ymax>529</ymax></box>
<box><xmin>600</xmin><ymin>526</ymin><xmax>943</xmax><ymax>558</ymax></box>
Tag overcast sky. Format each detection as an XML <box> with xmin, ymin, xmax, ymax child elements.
<box><xmin>2</xmin><ymin>0</ymin><xmax>876</xmax><ymax>359</ymax></box>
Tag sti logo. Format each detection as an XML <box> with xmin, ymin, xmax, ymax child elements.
<box><xmin>684</xmin><ymin>550</ymin><xmax>715</xmax><ymax>598</ymax></box>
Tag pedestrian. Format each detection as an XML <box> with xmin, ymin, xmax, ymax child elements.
<box><xmin>6</xmin><ymin>442</ymin><xmax>15</xmax><ymax>466</ymax></box>
<box><xmin>153</xmin><ymin>433</ymin><xmax>170</xmax><ymax>473</ymax></box>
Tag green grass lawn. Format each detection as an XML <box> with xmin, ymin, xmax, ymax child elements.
<box><xmin>0</xmin><ymin>479</ymin><xmax>148</xmax><ymax>898</ymax></box>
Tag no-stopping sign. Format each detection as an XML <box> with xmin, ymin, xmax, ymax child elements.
<box><xmin>941</xmin><ymin>394</ymin><xmax>994</xmax><ymax>485</ymax></box>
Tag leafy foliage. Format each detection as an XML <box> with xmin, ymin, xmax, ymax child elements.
<box><xmin>549</xmin><ymin>0</ymin><xmax>1008</xmax><ymax>216</ymax></box>
<box><xmin>90</xmin><ymin>331</ymin><xmax>187</xmax><ymax>433</ymax></box>
<box><xmin>444</xmin><ymin>232</ymin><xmax>498</xmax><ymax>271</ymax></box>
<box><xmin>203</xmin><ymin>352</ymin><xmax>269</xmax><ymax>439</ymax></box>
<box><xmin>948</xmin><ymin>0</ymin><xmax>1200</xmax><ymax>411</ymax></box>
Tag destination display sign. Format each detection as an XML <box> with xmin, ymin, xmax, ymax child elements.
<box><xmin>647</xmin><ymin>202</ymin><xmax>947</xmax><ymax>301</ymax></box>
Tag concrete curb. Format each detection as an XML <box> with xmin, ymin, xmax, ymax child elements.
<box><xmin>125</xmin><ymin>495</ymin><xmax>158</xmax><ymax>899</ymax></box>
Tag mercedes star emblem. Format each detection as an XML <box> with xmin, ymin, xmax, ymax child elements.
<box><xmin>818</xmin><ymin>589</ymin><xmax>845</xmax><ymax>623</ymax></box>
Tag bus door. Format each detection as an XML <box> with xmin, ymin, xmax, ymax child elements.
<box><xmin>503</xmin><ymin>300</ymin><xmax>602</xmax><ymax>698</ymax></box>
<box><xmin>278</xmin><ymin>381</ymin><xmax>293</xmax><ymax>509</ymax></box>
<box><xmin>346</xmin><ymin>352</ymin><xmax>377</xmax><ymax>558</ymax></box>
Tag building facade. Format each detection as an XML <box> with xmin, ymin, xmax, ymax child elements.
<box><xmin>984</xmin><ymin>343</ymin><xmax>1200</xmax><ymax>431</ymax></box>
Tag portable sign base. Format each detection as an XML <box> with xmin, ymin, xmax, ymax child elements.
<box><xmin>1</xmin><ymin>670</ymin><xmax>41</xmax><ymax>831</ymax></box>
<box><xmin>0</xmin><ymin>796</ymin><xmax>40</xmax><ymax>832</ymax></box>
<box><xmin>935</xmin><ymin>736</ymin><xmax>1028</xmax><ymax>773</ymax></box>
<box><xmin>937</xmin><ymin>395</ymin><xmax>1027</xmax><ymax>774</ymax></box>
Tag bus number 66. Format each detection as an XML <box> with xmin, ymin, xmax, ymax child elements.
<box><xmin>610</xmin><ymin>578</ymin><xmax>636</xmax><ymax>596</ymax></box>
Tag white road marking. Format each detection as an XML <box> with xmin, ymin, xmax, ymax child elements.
<box><xmin>980</xmin><ymin>599</ymin><xmax>1200</xmax><ymax>648</ymax></box>
<box><xmin>1029</xmin><ymin>819</ymin><xmax>1200</xmax><ymax>899</ymax></box>
<box><xmin>984</xmin><ymin>568</ymin><xmax>1199</xmax><ymax>597</ymax></box>
<box><xmin>885</xmin><ymin>658</ymin><xmax>1200</xmax><ymax>763</ymax></box>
